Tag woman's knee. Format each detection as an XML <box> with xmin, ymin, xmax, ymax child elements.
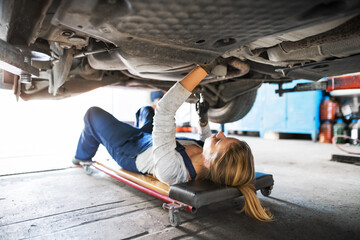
<box><xmin>84</xmin><ymin>107</ymin><xmax>105</xmax><ymax>123</ymax></box>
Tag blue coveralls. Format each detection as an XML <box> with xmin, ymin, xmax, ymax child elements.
<box><xmin>75</xmin><ymin>106</ymin><xmax>200</xmax><ymax>179</ymax></box>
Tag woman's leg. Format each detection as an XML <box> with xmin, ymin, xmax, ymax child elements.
<box><xmin>135</xmin><ymin>106</ymin><xmax>154</xmax><ymax>134</ymax></box>
<box><xmin>75</xmin><ymin>107</ymin><xmax>142</xmax><ymax>161</ymax></box>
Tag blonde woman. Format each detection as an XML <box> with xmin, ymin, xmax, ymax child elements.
<box><xmin>74</xmin><ymin>65</ymin><xmax>272</xmax><ymax>222</ymax></box>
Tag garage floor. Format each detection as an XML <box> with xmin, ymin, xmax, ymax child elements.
<box><xmin>1</xmin><ymin>136</ymin><xmax>359</xmax><ymax>240</ymax></box>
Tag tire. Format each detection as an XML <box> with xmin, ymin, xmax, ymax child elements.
<box><xmin>208</xmin><ymin>89</ymin><xmax>258</xmax><ymax>123</ymax></box>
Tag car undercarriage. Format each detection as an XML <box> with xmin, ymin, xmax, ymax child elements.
<box><xmin>1</xmin><ymin>0</ymin><xmax>360</xmax><ymax>123</ymax></box>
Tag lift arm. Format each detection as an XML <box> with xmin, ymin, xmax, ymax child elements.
<box><xmin>276</xmin><ymin>74</ymin><xmax>360</xmax><ymax>96</ymax></box>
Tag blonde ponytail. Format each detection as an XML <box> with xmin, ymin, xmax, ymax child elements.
<box><xmin>207</xmin><ymin>140</ymin><xmax>273</xmax><ymax>222</ymax></box>
<box><xmin>238</xmin><ymin>184</ymin><xmax>273</xmax><ymax>222</ymax></box>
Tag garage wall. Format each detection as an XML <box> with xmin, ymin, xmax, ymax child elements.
<box><xmin>111</xmin><ymin>87</ymin><xmax>152</xmax><ymax>122</ymax></box>
<box><xmin>0</xmin><ymin>87</ymin><xmax>150</xmax><ymax>160</ymax></box>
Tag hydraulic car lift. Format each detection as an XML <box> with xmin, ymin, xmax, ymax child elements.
<box><xmin>276</xmin><ymin>74</ymin><xmax>360</xmax><ymax>96</ymax></box>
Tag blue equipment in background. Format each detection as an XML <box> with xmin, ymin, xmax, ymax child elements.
<box><xmin>225</xmin><ymin>80</ymin><xmax>322</xmax><ymax>141</ymax></box>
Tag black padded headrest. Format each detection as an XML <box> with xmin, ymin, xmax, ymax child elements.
<box><xmin>169</xmin><ymin>172</ymin><xmax>274</xmax><ymax>208</ymax></box>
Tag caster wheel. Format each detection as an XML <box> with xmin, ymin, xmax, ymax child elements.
<box><xmin>260</xmin><ymin>187</ymin><xmax>272</xmax><ymax>197</ymax></box>
<box><xmin>169</xmin><ymin>209</ymin><xmax>181</xmax><ymax>227</ymax></box>
<box><xmin>84</xmin><ymin>165</ymin><xmax>93</xmax><ymax>175</ymax></box>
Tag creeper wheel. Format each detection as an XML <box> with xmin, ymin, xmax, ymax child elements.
<box><xmin>260</xmin><ymin>187</ymin><xmax>272</xmax><ymax>197</ymax></box>
<box><xmin>169</xmin><ymin>209</ymin><xmax>181</xmax><ymax>227</ymax></box>
<box><xmin>84</xmin><ymin>165</ymin><xmax>93</xmax><ymax>175</ymax></box>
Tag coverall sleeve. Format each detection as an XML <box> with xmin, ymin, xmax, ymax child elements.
<box><xmin>152</xmin><ymin>81</ymin><xmax>192</xmax><ymax>185</ymax></box>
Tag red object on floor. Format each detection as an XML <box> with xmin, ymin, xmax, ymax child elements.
<box><xmin>319</xmin><ymin>121</ymin><xmax>333</xmax><ymax>143</ymax></box>
<box><xmin>92</xmin><ymin>162</ymin><xmax>195</xmax><ymax>213</ymax></box>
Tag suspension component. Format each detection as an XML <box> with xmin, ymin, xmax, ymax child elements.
<box><xmin>0</xmin><ymin>39</ymin><xmax>39</xmax><ymax>78</ymax></box>
<box><xmin>19</xmin><ymin>56</ymin><xmax>32</xmax><ymax>84</ymax></box>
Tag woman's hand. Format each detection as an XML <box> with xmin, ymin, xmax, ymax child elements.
<box><xmin>195</xmin><ymin>93</ymin><xmax>209</xmax><ymax>126</ymax></box>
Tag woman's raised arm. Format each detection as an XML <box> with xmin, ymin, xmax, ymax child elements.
<box><xmin>151</xmin><ymin>65</ymin><xmax>208</xmax><ymax>185</ymax></box>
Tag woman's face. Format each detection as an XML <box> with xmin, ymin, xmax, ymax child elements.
<box><xmin>202</xmin><ymin>132</ymin><xmax>238</xmax><ymax>168</ymax></box>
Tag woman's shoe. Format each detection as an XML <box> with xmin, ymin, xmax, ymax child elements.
<box><xmin>72</xmin><ymin>157</ymin><xmax>92</xmax><ymax>165</ymax></box>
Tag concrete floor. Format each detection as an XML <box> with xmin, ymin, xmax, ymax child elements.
<box><xmin>1</xmin><ymin>135</ymin><xmax>360</xmax><ymax>240</ymax></box>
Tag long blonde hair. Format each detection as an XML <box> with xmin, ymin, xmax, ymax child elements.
<box><xmin>203</xmin><ymin>140</ymin><xmax>273</xmax><ymax>222</ymax></box>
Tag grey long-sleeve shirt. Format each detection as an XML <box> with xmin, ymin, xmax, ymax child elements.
<box><xmin>136</xmin><ymin>82</ymin><xmax>212</xmax><ymax>185</ymax></box>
